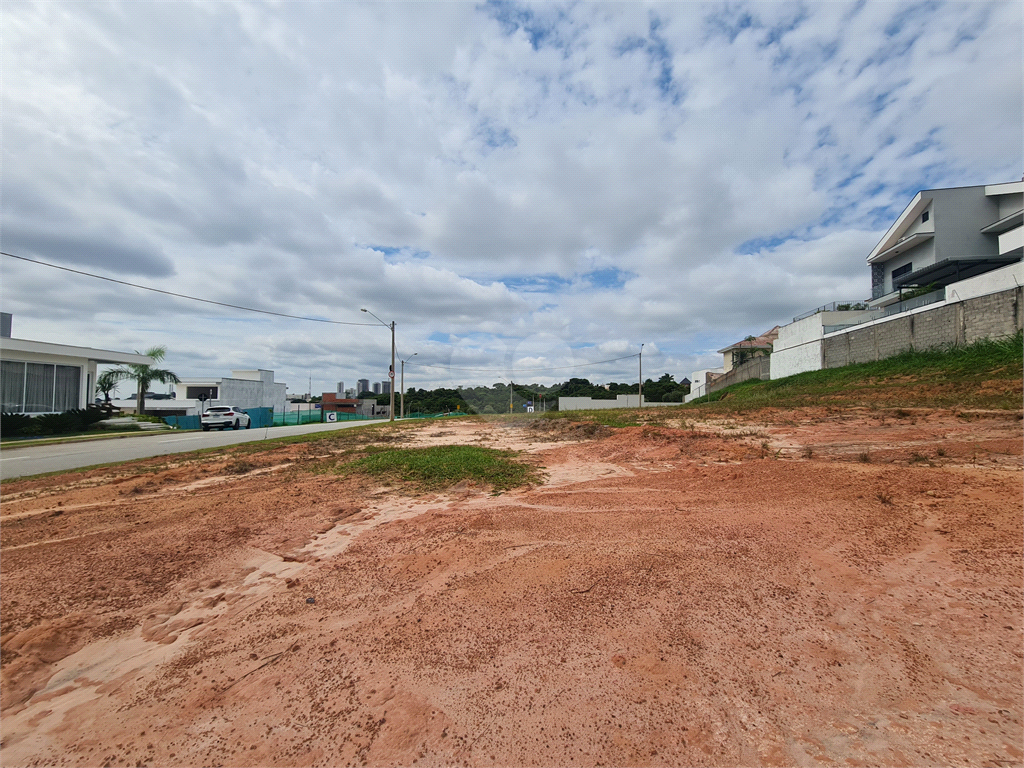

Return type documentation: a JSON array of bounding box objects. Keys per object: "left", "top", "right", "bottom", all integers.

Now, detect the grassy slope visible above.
[
  {"left": 688, "top": 333, "right": 1022, "bottom": 413},
  {"left": 538, "top": 334, "right": 1022, "bottom": 422}
]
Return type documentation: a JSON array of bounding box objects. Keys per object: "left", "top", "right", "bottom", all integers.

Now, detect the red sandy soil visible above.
[{"left": 1, "top": 408, "right": 1021, "bottom": 767}]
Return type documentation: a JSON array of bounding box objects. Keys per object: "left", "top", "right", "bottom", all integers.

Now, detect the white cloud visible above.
[{"left": 2, "top": 0, "right": 1019, "bottom": 393}]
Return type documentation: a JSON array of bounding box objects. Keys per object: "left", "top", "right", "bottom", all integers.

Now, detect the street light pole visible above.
[
  {"left": 400, "top": 353, "right": 417, "bottom": 419},
  {"left": 389, "top": 321, "right": 395, "bottom": 422},
  {"left": 638, "top": 343, "right": 644, "bottom": 407},
  {"left": 361, "top": 308, "right": 397, "bottom": 423}
]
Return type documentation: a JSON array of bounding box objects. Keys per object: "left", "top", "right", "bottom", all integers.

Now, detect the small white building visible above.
[
  {"left": 683, "top": 368, "right": 726, "bottom": 402},
  {"left": 1, "top": 313, "right": 153, "bottom": 414},
  {"left": 116, "top": 369, "right": 288, "bottom": 416}
]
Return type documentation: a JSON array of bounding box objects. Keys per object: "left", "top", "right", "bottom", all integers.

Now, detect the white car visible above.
[{"left": 201, "top": 406, "right": 251, "bottom": 431}]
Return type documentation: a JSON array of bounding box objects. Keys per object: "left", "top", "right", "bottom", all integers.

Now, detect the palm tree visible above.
[
  {"left": 114, "top": 346, "right": 180, "bottom": 416},
  {"left": 95, "top": 369, "right": 120, "bottom": 410}
]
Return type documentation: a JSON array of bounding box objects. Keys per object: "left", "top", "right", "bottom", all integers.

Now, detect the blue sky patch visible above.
[
  {"left": 366, "top": 244, "right": 431, "bottom": 262},
  {"left": 499, "top": 273, "right": 573, "bottom": 293},
  {"left": 735, "top": 232, "right": 798, "bottom": 255},
  {"left": 584, "top": 268, "right": 634, "bottom": 289}
]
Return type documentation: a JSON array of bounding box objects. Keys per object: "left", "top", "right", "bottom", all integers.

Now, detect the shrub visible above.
[{"left": 1, "top": 406, "right": 109, "bottom": 438}]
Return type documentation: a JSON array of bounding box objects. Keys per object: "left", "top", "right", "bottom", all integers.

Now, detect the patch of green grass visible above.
[
  {"left": 684, "top": 332, "right": 1023, "bottom": 412},
  {"left": 342, "top": 445, "right": 538, "bottom": 492},
  {"left": 535, "top": 410, "right": 641, "bottom": 428}
]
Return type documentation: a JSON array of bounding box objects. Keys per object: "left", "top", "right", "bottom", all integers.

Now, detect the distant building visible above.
[
  {"left": 716, "top": 327, "right": 780, "bottom": 372},
  {"left": 336, "top": 381, "right": 344, "bottom": 395},
  {"left": 372, "top": 381, "right": 381, "bottom": 394},
  {"left": 683, "top": 369, "right": 726, "bottom": 403},
  {"left": 344, "top": 387, "right": 356, "bottom": 398},
  {"left": 381, "top": 381, "right": 391, "bottom": 394},
  {"left": 117, "top": 369, "right": 287, "bottom": 417},
  {"left": 357, "top": 379, "right": 370, "bottom": 394}
]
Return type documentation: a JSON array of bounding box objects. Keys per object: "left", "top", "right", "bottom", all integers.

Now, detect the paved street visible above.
[{"left": 0, "top": 419, "right": 387, "bottom": 480}]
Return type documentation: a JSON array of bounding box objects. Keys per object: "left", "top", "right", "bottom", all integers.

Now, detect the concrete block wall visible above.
[
  {"left": 822, "top": 286, "right": 1021, "bottom": 368},
  {"left": 706, "top": 355, "right": 770, "bottom": 394},
  {"left": 962, "top": 289, "right": 1023, "bottom": 344}
]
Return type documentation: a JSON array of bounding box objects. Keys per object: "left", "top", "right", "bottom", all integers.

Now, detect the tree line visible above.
[{"left": 358, "top": 374, "right": 690, "bottom": 414}]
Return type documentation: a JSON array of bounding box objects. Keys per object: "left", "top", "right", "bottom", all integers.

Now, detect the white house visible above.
[
  {"left": 114, "top": 369, "right": 288, "bottom": 417},
  {"left": 0, "top": 313, "right": 154, "bottom": 414},
  {"left": 771, "top": 180, "right": 1023, "bottom": 380},
  {"left": 868, "top": 181, "right": 1022, "bottom": 305},
  {"left": 683, "top": 368, "right": 726, "bottom": 402}
]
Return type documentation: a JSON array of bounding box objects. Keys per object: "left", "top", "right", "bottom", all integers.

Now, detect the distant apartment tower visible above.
[
  {"left": 381, "top": 381, "right": 391, "bottom": 395},
  {"left": 357, "top": 379, "right": 370, "bottom": 394},
  {"left": 344, "top": 388, "right": 356, "bottom": 398},
  {"left": 372, "top": 382, "right": 381, "bottom": 395},
  {"left": 336, "top": 381, "right": 344, "bottom": 396}
]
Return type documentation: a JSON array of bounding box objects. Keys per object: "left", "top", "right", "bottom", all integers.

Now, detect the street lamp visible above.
[
  {"left": 400, "top": 353, "right": 417, "bottom": 419},
  {"left": 361, "top": 308, "right": 396, "bottom": 423},
  {"left": 638, "top": 343, "right": 644, "bottom": 407}
]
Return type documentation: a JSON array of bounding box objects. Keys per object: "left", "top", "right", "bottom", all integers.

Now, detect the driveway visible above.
[{"left": 0, "top": 419, "right": 387, "bottom": 480}]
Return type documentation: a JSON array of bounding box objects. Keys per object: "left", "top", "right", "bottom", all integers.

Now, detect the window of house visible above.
[
  {"left": 0, "top": 361, "right": 80, "bottom": 413},
  {"left": 891, "top": 263, "right": 913, "bottom": 282},
  {"left": 921, "top": 210, "right": 929, "bottom": 223}
]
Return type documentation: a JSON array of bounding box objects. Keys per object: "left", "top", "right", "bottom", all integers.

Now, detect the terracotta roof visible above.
[{"left": 717, "top": 326, "right": 780, "bottom": 354}]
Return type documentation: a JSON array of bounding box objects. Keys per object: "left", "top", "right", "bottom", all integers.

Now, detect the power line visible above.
[
  {"left": 1, "top": 251, "right": 379, "bottom": 326},
  {"left": 4, "top": 250, "right": 644, "bottom": 378},
  {"left": 405, "top": 352, "right": 640, "bottom": 375}
]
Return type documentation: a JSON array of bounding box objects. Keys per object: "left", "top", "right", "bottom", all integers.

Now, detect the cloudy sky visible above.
[{"left": 2, "top": 1, "right": 1021, "bottom": 396}]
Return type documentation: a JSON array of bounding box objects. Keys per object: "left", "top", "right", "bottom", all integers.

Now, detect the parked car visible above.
[{"left": 201, "top": 406, "right": 251, "bottom": 431}]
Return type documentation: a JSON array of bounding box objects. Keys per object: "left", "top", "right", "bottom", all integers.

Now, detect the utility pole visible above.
[
  {"left": 400, "top": 353, "right": 417, "bottom": 419},
  {"left": 389, "top": 321, "right": 395, "bottom": 422},
  {"left": 509, "top": 380, "right": 513, "bottom": 413},
  {"left": 360, "top": 308, "right": 396, "bottom": 423},
  {"left": 638, "top": 343, "right": 644, "bottom": 407}
]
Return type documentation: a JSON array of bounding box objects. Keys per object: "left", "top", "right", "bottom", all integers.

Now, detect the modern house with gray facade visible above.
[
  {"left": 771, "top": 180, "right": 1022, "bottom": 380},
  {"left": 868, "top": 181, "right": 1022, "bottom": 304}
]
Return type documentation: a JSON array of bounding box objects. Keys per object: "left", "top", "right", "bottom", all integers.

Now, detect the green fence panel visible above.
[
  {"left": 243, "top": 408, "right": 274, "bottom": 428},
  {"left": 163, "top": 415, "right": 201, "bottom": 430}
]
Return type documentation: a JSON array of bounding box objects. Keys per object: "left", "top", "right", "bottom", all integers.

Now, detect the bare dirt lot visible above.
[{"left": 2, "top": 408, "right": 1022, "bottom": 767}]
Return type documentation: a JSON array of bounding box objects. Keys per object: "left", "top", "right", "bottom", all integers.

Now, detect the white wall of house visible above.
[
  {"left": 771, "top": 310, "right": 881, "bottom": 380},
  {"left": 943, "top": 261, "right": 1024, "bottom": 303},
  {"left": 174, "top": 369, "right": 287, "bottom": 415},
  {"left": 559, "top": 394, "right": 640, "bottom": 410},
  {"left": 558, "top": 394, "right": 683, "bottom": 411},
  {"left": 684, "top": 368, "right": 726, "bottom": 402},
  {"left": 998, "top": 227, "right": 1023, "bottom": 257},
  {"left": 1, "top": 338, "right": 152, "bottom": 414},
  {"left": 986, "top": 181, "right": 1023, "bottom": 219}
]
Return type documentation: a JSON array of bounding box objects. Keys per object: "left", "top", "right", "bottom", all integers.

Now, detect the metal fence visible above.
[
  {"left": 793, "top": 301, "right": 870, "bottom": 322},
  {"left": 163, "top": 407, "right": 275, "bottom": 431},
  {"left": 162, "top": 407, "right": 460, "bottom": 430},
  {"left": 882, "top": 289, "right": 945, "bottom": 317}
]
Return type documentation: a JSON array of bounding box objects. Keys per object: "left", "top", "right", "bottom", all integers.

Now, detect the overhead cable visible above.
[{"left": 1, "top": 251, "right": 379, "bottom": 326}]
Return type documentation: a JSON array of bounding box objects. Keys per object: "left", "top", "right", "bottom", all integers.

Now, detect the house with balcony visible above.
[
  {"left": 868, "top": 181, "right": 1022, "bottom": 306},
  {"left": 771, "top": 180, "right": 1022, "bottom": 380}
]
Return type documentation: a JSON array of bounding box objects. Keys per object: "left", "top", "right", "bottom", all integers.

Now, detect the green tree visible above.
[
  {"left": 114, "top": 346, "right": 181, "bottom": 416},
  {"left": 95, "top": 369, "right": 120, "bottom": 405}
]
